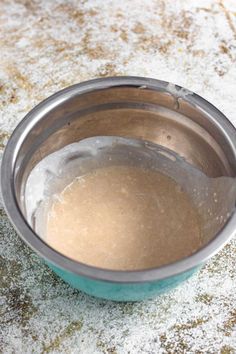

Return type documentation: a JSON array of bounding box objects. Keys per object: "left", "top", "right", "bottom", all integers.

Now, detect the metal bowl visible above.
[{"left": 2, "top": 77, "right": 236, "bottom": 301}]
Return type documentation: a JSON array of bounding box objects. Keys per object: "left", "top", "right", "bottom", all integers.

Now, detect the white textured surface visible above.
[{"left": 0, "top": 0, "right": 236, "bottom": 353}]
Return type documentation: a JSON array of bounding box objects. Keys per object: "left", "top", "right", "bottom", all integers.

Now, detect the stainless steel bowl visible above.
[{"left": 2, "top": 77, "right": 236, "bottom": 301}]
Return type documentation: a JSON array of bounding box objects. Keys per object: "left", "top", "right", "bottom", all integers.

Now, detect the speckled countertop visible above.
[{"left": 1, "top": 1, "right": 236, "bottom": 353}]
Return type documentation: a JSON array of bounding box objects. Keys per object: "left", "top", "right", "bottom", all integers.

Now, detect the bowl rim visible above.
[{"left": 1, "top": 76, "right": 236, "bottom": 283}]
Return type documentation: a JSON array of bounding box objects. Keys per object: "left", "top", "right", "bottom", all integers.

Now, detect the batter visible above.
[{"left": 46, "top": 165, "right": 202, "bottom": 270}]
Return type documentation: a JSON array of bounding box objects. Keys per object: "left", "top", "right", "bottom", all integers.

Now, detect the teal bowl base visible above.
[{"left": 46, "top": 262, "right": 201, "bottom": 301}]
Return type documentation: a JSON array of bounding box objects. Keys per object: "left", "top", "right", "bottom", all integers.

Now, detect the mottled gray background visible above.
[{"left": 0, "top": 0, "right": 236, "bottom": 353}]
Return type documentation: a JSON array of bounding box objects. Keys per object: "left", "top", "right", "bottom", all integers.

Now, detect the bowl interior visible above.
[{"left": 14, "top": 83, "right": 236, "bottom": 215}]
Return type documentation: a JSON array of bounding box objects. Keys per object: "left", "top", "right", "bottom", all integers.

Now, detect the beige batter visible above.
[{"left": 46, "top": 165, "right": 202, "bottom": 270}]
